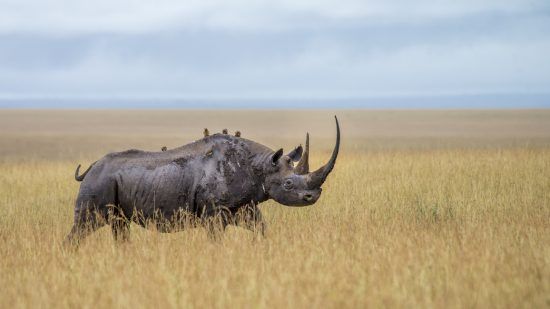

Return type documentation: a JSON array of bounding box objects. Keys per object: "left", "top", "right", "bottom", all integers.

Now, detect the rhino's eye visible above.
[{"left": 283, "top": 179, "right": 294, "bottom": 190}]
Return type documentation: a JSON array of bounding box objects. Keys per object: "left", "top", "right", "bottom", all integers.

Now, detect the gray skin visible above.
[{"left": 65, "top": 117, "right": 340, "bottom": 245}]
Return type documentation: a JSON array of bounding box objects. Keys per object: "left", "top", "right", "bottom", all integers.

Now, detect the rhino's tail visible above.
[{"left": 75, "top": 162, "right": 95, "bottom": 182}]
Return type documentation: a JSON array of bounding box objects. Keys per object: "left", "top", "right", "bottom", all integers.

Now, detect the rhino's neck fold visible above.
[{"left": 249, "top": 149, "right": 274, "bottom": 204}]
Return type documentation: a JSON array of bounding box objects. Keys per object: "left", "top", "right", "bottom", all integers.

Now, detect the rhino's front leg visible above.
[
  {"left": 204, "top": 207, "right": 231, "bottom": 241},
  {"left": 233, "top": 204, "right": 266, "bottom": 237}
]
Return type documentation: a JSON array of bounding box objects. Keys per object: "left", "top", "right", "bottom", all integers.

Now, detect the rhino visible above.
[{"left": 65, "top": 117, "right": 340, "bottom": 244}]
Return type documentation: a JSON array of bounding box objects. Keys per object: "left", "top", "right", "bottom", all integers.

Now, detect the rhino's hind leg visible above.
[
  {"left": 109, "top": 207, "right": 131, "bottom": 243},
  {"left": 64, "top": 206, "right": 106, "bottom": 247}
]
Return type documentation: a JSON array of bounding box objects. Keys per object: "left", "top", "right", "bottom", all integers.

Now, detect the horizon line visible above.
[{"left": 0, "top": 93, "right": 549, "bottom": 109}]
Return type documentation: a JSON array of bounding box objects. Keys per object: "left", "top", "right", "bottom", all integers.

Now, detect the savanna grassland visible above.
[{"left": 0, "top": 109, "right": 549, "bottom": 308}]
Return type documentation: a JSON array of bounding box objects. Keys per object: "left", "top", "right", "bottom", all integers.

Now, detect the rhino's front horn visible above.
[
  {"left": 295, "top": 133, "right": 309, "bottom": 175},
  {"left": 307, "top": 116, "right": 340, "bottom": 188}
]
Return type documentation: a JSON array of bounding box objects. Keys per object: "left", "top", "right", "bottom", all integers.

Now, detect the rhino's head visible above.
[{"left": 264, "top": 116, "right": 340, "bottom": 206}]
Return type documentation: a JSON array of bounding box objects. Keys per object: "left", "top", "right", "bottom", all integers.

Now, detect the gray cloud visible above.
[
  {"left": 0, "top": 0, "right": 549, "bottom": 101},
  {"left": 1, "top": 0, "right": 547, "bottom": 34}
]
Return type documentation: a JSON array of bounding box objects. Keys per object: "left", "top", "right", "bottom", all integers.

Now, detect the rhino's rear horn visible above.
[
  {"left": 307, "top": 116, "right": 340, "bottom": 188},
  {"left": 295, "top": 133, "right": 309, "bottom": 175}
]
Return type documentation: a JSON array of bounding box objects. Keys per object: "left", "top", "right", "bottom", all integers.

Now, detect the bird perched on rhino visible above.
[{"left": 67, "top": 117, "right": 340, "bottom": 245}]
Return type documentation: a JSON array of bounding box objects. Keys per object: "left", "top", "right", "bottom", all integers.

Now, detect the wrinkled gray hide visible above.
[{"left": 65, "top": 117, "right": 340, "bottom": 245}]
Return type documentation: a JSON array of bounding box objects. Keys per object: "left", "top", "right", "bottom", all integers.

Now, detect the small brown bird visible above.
[
  {"left": 222, "top": 129, "right": 228, "bottom": 134},
  {"left": 161, "top": 146, "right": 167, "bottom": 152},
  {"left": 204, "top": 128, "right": 209, "bottom": 137},
  {"left": 235, "top": 131, "right": 241, "bottom": 137}
]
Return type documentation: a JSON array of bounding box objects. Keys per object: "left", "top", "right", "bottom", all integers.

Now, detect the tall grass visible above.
[{"left": 1, "top": 147, "right": 548, "bottom": 308}]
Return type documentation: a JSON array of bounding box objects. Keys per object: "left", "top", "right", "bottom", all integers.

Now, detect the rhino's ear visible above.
[
  {"left": 287, "top": 145, "right": 303, "bottom": 162},
  {"left": 271, "top": 148, "right": 284, "bottom": 166}
]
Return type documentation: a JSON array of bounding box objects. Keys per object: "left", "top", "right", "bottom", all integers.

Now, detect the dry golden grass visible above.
[{"left": 0, "top": 110, "right": 549, "bottom": 308}]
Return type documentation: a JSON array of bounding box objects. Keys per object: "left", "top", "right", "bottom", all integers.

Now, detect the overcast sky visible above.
[{"left": 0, "top": 0, "right": 549, "bottom": 106}]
